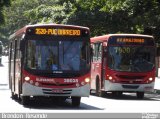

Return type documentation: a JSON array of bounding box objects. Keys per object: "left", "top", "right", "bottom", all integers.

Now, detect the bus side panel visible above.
[
  {"left": 91, "top": 62, "right": 97, "bottom": 89},
  {"left": 91, "top": 62, "right": 102, "bottom": 90},
  {"left": 15, "top": 59, "right": 21, "bottom": 95}
]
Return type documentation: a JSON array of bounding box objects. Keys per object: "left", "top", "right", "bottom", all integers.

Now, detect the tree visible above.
[
  {"left": 0, "top": 0, "right": 10, "bottom": 25},
  {"left": 0, "top": 0, "right": 68, "bottom": 46},
  {"left": 64, "top": 0, "right": 160, "bottom": 41},
  {"left": 1, "top": 0, "right": 160, "bottom": 46}
]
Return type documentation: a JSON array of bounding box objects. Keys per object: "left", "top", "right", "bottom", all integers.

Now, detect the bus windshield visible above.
[
  {"left": 108, "top": 45, "right": 155, "bottom": 72},
  {"left": 25, "top": 38, "right": 90, "bottom": 74}
]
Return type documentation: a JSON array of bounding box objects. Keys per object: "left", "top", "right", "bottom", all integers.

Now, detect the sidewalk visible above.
[
  {"left": 0, "top": 56, "right": 8, "bottom": 85},
  {"left": 154, "top": 77, "right": 160, "bottom": 94}
]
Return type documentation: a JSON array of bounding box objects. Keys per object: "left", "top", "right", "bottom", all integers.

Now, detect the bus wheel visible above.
[
  {"left": 136, "top": 92, "right": 144, "bottom": 99},
  {"left": 117, "top": 91, "right": 123, "bottom": 97},
  {"left": 112, "top": 91, "right": 123, "bottom": 97},
  {"left": 11, "top": 92, "right": 17, "bottom": 99},
  {"left": 95, "top": 78, "right": 100, "bottom": 96},
  {"left": 99, "top": 91, "right": 106, "bottom": 97},
  {"left": 71, "top": 97, "right": 81, "bottom": 107},
  {"left": 90, "top": 89, "right": 93, "bottom": 95},
  {"left": 22, "top": 96, "right": 30, "bottom": 106}
]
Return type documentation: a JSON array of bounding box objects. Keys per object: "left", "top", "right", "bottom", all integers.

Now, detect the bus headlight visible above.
[
  {"left": 109, "top": 76, "right": 113, "bottom": 80},
  {"left": 148, "top": 77, "right": 153, "bottom": 81},
  {"left": 25, "top": 76, "right": 30, "bottom": 81},
  {"left": 85, "top": 78, "right": 90, "bottom": 83}
]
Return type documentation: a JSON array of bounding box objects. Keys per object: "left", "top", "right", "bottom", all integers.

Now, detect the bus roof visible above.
[
  {"left": 90, "top": 34, "right": 154, "bottom": 43},
  {"left": 9, "top": 24, "right": 89, "bottom": 40}
]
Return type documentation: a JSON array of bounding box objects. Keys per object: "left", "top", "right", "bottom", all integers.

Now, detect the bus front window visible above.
[
  {"left": 26, "top": 39, "right": 90, "bottom": 72},
  {"left": 108, "top": 46, "right": 155, "bottom": 72},
  {"left": 26, "top": 40, "right": 58, "bottom": 70}
]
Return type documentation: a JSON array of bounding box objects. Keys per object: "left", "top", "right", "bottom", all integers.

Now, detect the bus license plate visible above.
[{"left": 52, "top": 89, "right": 63, "bottom": 93}]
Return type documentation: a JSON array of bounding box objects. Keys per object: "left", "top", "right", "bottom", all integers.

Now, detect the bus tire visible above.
[
  {"left": 22, "top": 96, "right": 30, "bottom": 106},
  {"left": 95, "top": 77, "right": 100, "bottom": 96},
  {"left": 11, "top": 92, "right": 17, "bottom": 99},
  {"left": 72, "top": 97, "right": 81, "bottom": 107},
  {"left": 136, "top": 92, "right": 144, "bottom": 99},
  {"left": 99, "top": 91, "right": 106, "bottom": 97},
  {"left": 90, "top": 89, "right": 93, "bottom": 95},
  {"left": 112, "top": 91, "right": 123, "bottom": 97}
]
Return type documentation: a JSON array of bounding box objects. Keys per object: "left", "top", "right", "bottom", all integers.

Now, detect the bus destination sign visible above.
[
  {"left": 35, "top": 28, "right": 81, "bottom": 36},
  {"left": 108, "top": 36, "right": 154, "bottom": 46},
  {"left": 117, "top": 38, "right": 144, "bottom": 43}
]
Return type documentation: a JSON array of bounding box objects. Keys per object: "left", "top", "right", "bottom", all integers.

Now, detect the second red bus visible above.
[{"left": 90, "top": 34, "right": 156, "bottom": 99}]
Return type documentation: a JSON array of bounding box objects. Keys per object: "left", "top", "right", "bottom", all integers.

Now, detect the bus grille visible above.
[
  {"left": 41, "top": 83, "right": 75, "bottom": 86},
  {"left": 122, "top": 85, "right": 139, "bottom": 89},
  {"left": 42, "top": 89, "right": 72, "bottom": 95},
  {"left": 116, "top": 75, "right": 146, "bottom": 84},
  {"left": 116, "top": 75, "right": 145, "bottom": 79}
]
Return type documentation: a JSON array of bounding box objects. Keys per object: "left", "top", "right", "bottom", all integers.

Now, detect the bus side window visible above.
[
  {"left": 11, "top": 40, "right": 15, "bottom": 61},
  {"left": 97, "top": 43, "right": 102, "bottom": 62},
  {"left": 92, "top": 43, "right": 102, "bottom": 62},
  {"left": 90, "top": 44, "right": 94, "bottom": 62},
  {"left": 92, "top": 44, "right": 97, "bottom": 62},
  {"left": 16, "top": 37, "right": 21, "bottom": 59}
]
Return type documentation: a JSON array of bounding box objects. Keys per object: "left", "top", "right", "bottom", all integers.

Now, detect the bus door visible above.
[
  {"left": 9, "top": 42, "right": 12, "bottom": 89},
  {"left": 10, "top": 40, "right": 16, "bottom": 93},
  {"left": 91, "top": 42, "right": 103, "bottom": 90},
  {"left": 15, "top": 38, "right": 21, "bottom": 95},
  {"left": 101, "top": 42, "right": 107, "bottom": 89}
]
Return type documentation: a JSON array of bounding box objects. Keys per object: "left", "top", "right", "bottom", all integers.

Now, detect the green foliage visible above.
[
  {"left": 0, "top": 0, "right": 160, "bottom": 46},
  {"left": 65, "top": 0, "right": 160, "bottom": 38},
  {"left": 0, "top": 0, "right": 10, "bottom": 25},
  {"left": 0, "top": 0, "right": 11, "bottom": 46}
]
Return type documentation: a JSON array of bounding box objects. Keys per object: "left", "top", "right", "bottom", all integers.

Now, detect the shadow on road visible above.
[
  {"left": 90, "top": 92, "right": 160, "bottom": 101},
  {"left": 12, "top": 97, "right": 102, "bottom": 110},
  {"left": 0, "top": 63, "right": 4, "bottom": 67}
]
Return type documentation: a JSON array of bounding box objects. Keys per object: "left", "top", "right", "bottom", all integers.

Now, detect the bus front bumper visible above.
[
  {"left": 22, "top": 82, "right": 90, "bottom": 97},
  {"left": 104, "top": 80, "right": 155, "bottom": 92}
]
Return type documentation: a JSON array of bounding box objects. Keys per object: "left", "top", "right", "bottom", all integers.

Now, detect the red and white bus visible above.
[
  {"left": 90, "top": 34, "right": 156, "bottom": 99},
  {"left": 9, "top": 24, "right": 91, "bottom": 106}
]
